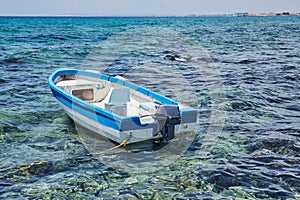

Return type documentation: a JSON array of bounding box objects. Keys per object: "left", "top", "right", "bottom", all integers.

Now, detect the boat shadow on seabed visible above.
[
  {"left": 76, "top": 122, "right": 196, "bottom": 153},
  {"left": 76, "top": 123, "right": 196, "bottom": 173}
]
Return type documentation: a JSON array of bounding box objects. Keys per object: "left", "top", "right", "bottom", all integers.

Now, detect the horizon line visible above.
[
  {"left": 0, "top": 11, "right": 299, "bottom": 18},
  {"left": 0, "top": 14, "right": 231, "bottom": 17}
]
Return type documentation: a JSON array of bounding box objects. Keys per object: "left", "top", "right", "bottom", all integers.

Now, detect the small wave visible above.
[
  {"left": 0, "top": 123, "right": 23, "bottom": 134},
  {"left": 0, "top": 57, "right": 23, "bottom": 65},
  {"left": 236, "top": 59, "right": 257, "bottom": 64},
  {"left": 31, "top": 34, "right": 68, "bottom": 41}
]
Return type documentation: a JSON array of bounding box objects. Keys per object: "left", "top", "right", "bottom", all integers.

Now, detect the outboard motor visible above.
[{"left": 154, "top": 105, "right": 181, "bottom": 141}]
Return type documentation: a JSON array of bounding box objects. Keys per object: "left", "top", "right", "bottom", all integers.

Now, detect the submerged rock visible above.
[
  {"left": 118, "top": 188, "right": 139, "bottom": 199},
  {"left": 174, "top": 192, "right": 214, "bottom": 200}
]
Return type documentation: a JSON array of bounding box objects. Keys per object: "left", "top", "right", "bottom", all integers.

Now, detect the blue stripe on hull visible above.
[
  {"left": 52, "top": 89, "right": 130, "bottom": 131},
  {"left": 51, "top": 88, "right": 157, "bottom": 132},
  {"left": 48, "top": 68, "right": 196, "bottom": 133}
]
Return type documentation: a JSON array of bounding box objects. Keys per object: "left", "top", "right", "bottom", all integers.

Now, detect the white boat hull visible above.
[
  {"left": 59, "top": 102, "right": 196, "bottom": 144},
  {"left": 49, "top": 68, "right": 198, "bottom": 144}
]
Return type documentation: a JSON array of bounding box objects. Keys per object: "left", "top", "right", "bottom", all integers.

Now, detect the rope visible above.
[
  {"left": 93, "top": 139, "right": 129, "bottom": 155},
  {"left": 0, "top": 161, "right": 47, "bottom": 180},
  {"left": 0, "top": 139, "right": 129, "bottom": 180}
]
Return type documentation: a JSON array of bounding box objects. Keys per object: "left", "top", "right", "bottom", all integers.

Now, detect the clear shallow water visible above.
[{"left": 0, "top": 16, "right": 300, "bottom": 199}]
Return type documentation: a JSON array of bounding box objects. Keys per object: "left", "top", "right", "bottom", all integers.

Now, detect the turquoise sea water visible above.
[{"left": 0, "top": 16, "right": 300, "bottom": 199}]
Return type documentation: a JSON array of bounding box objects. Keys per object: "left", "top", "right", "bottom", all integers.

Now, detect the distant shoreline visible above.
[
  {"left": 0, "top": 12, "right": 299, "bottom": 18},
  {"left": 233, "top": 12, "right": 300, "bottom": 17}
]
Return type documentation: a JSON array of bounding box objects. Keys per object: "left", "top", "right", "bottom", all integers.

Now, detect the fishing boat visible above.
[{"left": 48, "top": 68, "right": 197, "bottom": 144}]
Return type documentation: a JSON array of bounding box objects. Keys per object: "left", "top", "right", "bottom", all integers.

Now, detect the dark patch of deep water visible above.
[{"left": 0, "top": 16, "right": 300, "bottom": 199}]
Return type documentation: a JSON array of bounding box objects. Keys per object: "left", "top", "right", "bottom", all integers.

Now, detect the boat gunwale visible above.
[{"left": 48, "top": 68, "right": 179, "bottom": 125}]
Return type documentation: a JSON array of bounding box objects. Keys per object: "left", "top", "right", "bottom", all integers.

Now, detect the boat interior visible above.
[{"left": 55, "top": 74, "right": 160, "bottom": 122}]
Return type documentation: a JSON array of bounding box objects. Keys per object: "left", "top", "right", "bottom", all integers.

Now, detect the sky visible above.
[{"left": 0, "top": 0, "right": 299, "bottom": 16}]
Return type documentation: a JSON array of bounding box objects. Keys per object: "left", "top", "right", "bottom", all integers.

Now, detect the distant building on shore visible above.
[
  {"left": 234, "top": 11, "right": 300, "bottom": 17},
  {"left": 234, "top": 12, "right": 249, "bottom": 17}
]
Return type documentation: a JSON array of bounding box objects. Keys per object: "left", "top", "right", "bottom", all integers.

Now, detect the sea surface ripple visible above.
[{"left": 0, "top": 16, "right": 299, "bottom": 199}]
